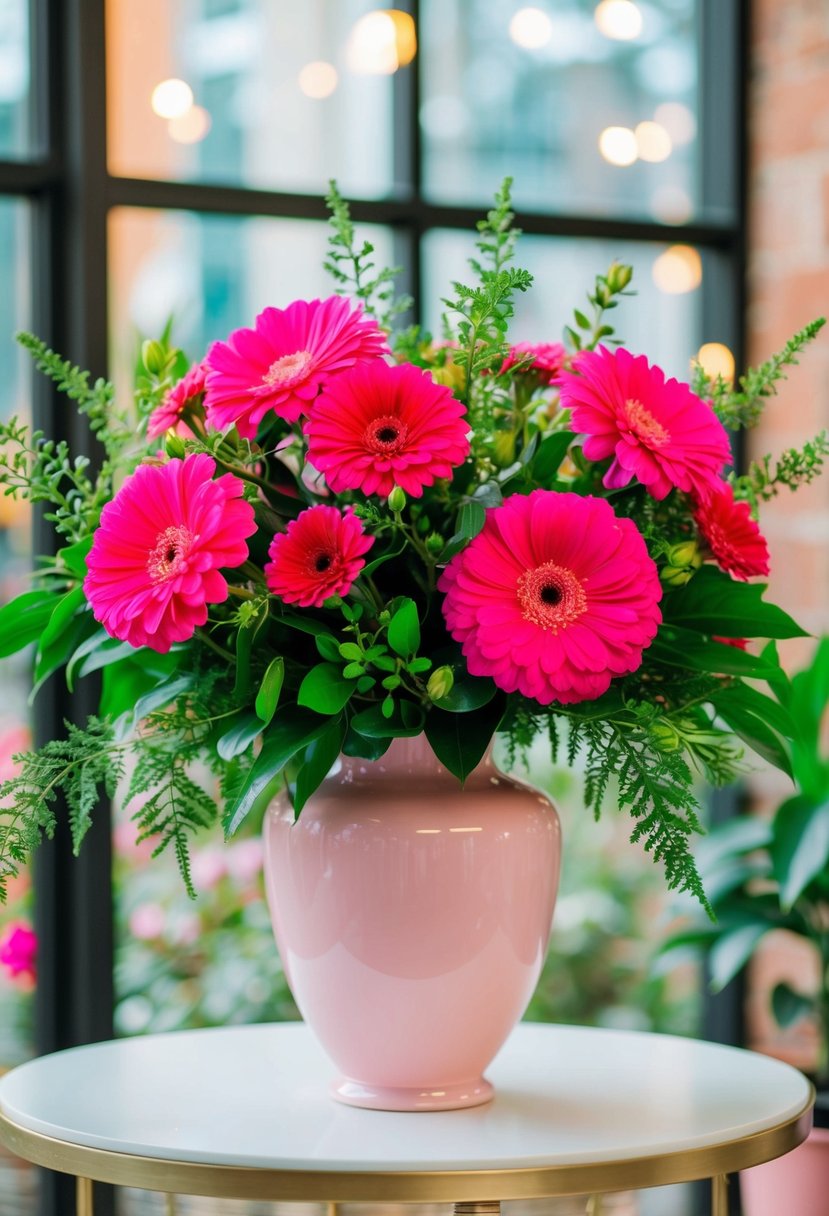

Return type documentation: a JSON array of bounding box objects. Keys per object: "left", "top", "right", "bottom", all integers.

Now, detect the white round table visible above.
[{"left": 0, "top": 1022, "right": 812, "bottom": 1216}]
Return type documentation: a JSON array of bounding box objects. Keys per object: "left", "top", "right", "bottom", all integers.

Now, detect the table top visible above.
[{"left": 0, "top": 1022, "right": 813, "bottom": 1201}]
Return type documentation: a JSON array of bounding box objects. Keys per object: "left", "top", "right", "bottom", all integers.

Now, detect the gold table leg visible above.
[
  {"left": 165, "top": 1195, "right": 178, "bottom": 1216},
  {"left": 76, "top": 1177, "right": 94, "bottom": 1216},
  {"left": 711, "top": 1173, "right": 729, "bottom": 1216},
  {"left": 454, "top": 1204, "right": 501, "bottom": 1216},
  {"left": 586, "top": 1197, "right": 603, "bottom": 1216}
]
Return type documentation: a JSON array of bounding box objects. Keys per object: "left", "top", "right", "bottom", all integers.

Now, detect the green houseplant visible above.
[{"left": 660, "top": 638, "right": 829, "bottom": 1213}]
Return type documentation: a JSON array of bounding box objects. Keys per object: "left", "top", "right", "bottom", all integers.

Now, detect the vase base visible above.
[{"left": 331, "top": 1075, "right": 495, "bottom": 1112}]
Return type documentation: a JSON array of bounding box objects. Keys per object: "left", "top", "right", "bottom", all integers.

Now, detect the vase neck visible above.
[{"left": 340, "top": 733, "right": 494, "bottom": 779}]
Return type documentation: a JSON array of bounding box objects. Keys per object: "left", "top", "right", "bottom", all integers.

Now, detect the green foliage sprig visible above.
[
  {"left": 732, "top": 429, "right": 829, "bottom": 506},
  {"left": 324, "top": 181, "right": 412, "bottom": 331}
]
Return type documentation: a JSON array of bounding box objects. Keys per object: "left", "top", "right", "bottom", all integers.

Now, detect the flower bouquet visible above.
[{"left": 0, "top": 180, "right": 826, "bottom": 915}]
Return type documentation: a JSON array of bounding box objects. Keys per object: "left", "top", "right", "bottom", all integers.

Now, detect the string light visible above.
[
  {"left": 654, "top": 101, "right": 697, "bottom": 146},
  {"left": 151, "top": 78, "right": 193, "bottom": 120},
  {"left": 652, "top": 246, "right": 702, "bottom": 294},
  {"left": 594, "top": 0, "right": 643, "bottom": 41},
  {"left": 598, "top": 126, "right": 638, "bottom": 166},
  {"left": 168, "top": 105, "right": 211, "bottom": 144},
  {"left": 298, "top": 61, "right": 339, "bottom": 99},
  {"left": 345, "top": 10, "right": 416, "bottom": 75},
  {"left": 635, "top": 120, "right": 672, "bottom": 162},
  {"left": 509, "top": 7, "right": 554, "bottom": 49},
  {"left": 696, "top": 342, "right": 735, "bottom": 384}
]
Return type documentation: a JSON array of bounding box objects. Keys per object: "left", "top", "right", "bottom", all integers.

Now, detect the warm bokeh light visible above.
[
  {"left": 696, "top": 342, "right": 735, "bottom": 384},
  {"left": 345, "top": 10, "right": 416, "bottom": 75},
  {"left": 635, "top": 120, "right": 672, "bottom": 163},
  {"left": 598, "top": 125, "right": 638, "bottom": 167},
  {"left": 150, "top": 78, "right": 194, "bottom": 121},
  {"left": 168, "top": 105, "right": 211, "bottom": 144},
  {"left": 650, "top": 185, "right": 694, "bottom": 224},
  {"left": 652, "top": 245, "right": 703, "bottom": 294},
  {"left": 298, "top": 61, "right": 339, "bottom": 99},
  {"left": 654, "top": 101, "right": 697, "bottom": 147},
  {"left": 509, "top": 7, "right": 554, "bottom": 49},
  {"left": 594, "top": 0, "right": 643, "bottom": 41}
]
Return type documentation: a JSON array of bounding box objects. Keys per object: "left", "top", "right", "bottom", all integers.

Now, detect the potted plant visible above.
[
  {"left": 0, "top": 180, "right": 826, "bottom": 1107},
  {"left": 660, "top": 638, "right": 829, "bottom": 1214}
]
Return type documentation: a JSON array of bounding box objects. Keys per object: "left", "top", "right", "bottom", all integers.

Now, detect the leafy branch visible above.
[
  {"left": 693, "top": 317, "right": 826, "bottom": 430},
  {"left": 732, "top": 429, "right": 829, "bottom": 506},
  {"left": 324, "top": 181, "right": 412, "bottom": 331},
  {"left": 565, "top": 261, "right": 634, "bottom": 352}
]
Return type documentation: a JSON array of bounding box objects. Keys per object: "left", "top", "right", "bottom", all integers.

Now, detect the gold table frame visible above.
[{"left": 0, "top": 1089, "right": 813, "bottom": 1216}]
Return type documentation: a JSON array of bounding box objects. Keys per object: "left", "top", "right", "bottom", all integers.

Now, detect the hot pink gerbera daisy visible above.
[
  {"left": 147, "top": 361, "right": 208, "bottom": 439},
  {"left": 499, "top": 341, "right": 567, "bottom": 384},
  {"left": 265, "top": 505, "right": 374, "bottom": 607},
  {"left": 559, "top": 346, "right": 731, "bottom": 501},
  {"left": 0, "top": 922, "right": 37, "bottom": 981},
  {"left": 694, "top": 481, "right": 770, "bottom": 580},
  {"left": 204, "top": 297, "right": 388, "bottom": 439},
  {"left": 305, "top": 360, "right": 470, "bottom": 498},
  {"left": 439, "top": 490, "right": 662, "bottom": 705},
  {"left": 84, "top": 453, "right": 256, "bottom": 653}
]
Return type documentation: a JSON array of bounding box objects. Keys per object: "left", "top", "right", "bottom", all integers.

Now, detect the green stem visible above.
[{"left": 195, "top": 628, "right": 234, "bottom": 663}]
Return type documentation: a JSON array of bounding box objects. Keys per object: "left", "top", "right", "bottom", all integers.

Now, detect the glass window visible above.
[
  {"left": 423, "top": 229, "right": 705, "bottom": 378},
  {"left": 0, "top": 0, "right": 33, "bottom": 159},
  {"left": 106, "top": 0, "right": 407, "bottom": 199},
  {"left": 420, "top": 0, "right": 717, "bottom": 225}
]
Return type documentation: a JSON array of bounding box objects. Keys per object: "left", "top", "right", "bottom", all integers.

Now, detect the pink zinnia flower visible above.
[
  {"left": 147, "top": 361, "right": 208, "bottom": 440},
  {"left": 204, "top": 297, "right": 389, "bottom": 439},
  {"left": 499, "top": 341, "right": 567, "bottom": 384},
  {"left": 559, "top": 346, "right": 731, "bottom": 501},
  {"left": 694, "top": 481, "right": 770, "bottom": 580},
  {"left": 439, "top": 490, "right": 662, "bottom": 705},
  {"left": 266, "top": 505, "right": 374, "bottom": 608},
  {"left": 0, "top": 922, "right": 37, "bottom": 982},
  {"left": 84, "top": 453, "right": 256, "bottom": 653},
  {"left": 305, "top": 360, "right": 470, "bottom": 498}
]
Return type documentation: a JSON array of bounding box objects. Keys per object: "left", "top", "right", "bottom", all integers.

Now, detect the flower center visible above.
[
  {"left": 517, "top": 561, "right": 587, "bottom": 632},
  {"left": 623, "top": 398, "right": 669, "bottom": 448},
  {"left": 364, "top": 414, "right": 408, "bottom": 455},
  {"left": 314, "top": 553, "right": 333, "bottom": 573},
  {"left": 147, "top": 525, "right": 195, "bottom": 583},
  {"left": 262, "top": 349, "right": 314, "bottom": 389}
]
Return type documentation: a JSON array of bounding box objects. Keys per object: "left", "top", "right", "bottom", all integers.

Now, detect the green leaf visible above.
[
  {"left": 32, "top": 602, "right": 95, "bottom": 694},
  {"left": 709, "top": 686, "right": 794, "bottom": 778},
  {"left": 387, "top": 597, "right": 420, "bottom": 658},
  {"left": 279, "top": 612, "right": 337, "bottom": 637},
  {"left": 771, "top": 793, "right": 829, "bottom": 909},
  {"left": 532, "top": 431, "right": 573, "bottom": 485},
  {"left": 424, "top": 695, "right": 506, "bottom": 782},
  {"left": 314, "top": 634, "right": 341, "bottom": 662},
  {"left": 130, "top": 672, "right": 196, "bottom": 725},
  {"left": 789, "top": 638, "right": 829, "bottom": 798},
  {"left": 68, "top": 634, "right": 136, "bottom": 686},
  {"left": 433, "top": 672, "right": 497, "bottom": 713},
  {"left": 350, "top": 699, "right": 425, "bottom": 738},
  {"left": 56, "top": 535, "right": 93, "bottom": 579},
  {"left": 360, "top": 540, "right": 406, "bottom": 579},
  {"left": 439, "top": 501, "right": 488, "bottom": 560},
  {"left": 255, "top": 657, "right": 285, "bottom": 726},
  {"left": 102, "top": 658, "right": 161, "bottom": 726},
  {"left": 771, "top": 982, "right": 815, "bottom": 1029},
  {"left": 664, "top": 566, "right": 808, "bottom": 639},
  {"left": 217, "top": 711, "right": 262, "bottom": 761},
  {"left": 293, "top": 716, "right": 346, "bottom": 815},
  {"left": 338, "top": 642, "right": 363, "bottom": 661},
  {"left": 342, "top": 727, "right": 390, "bottom": 760},
  {"left": 233, "top": 601, "right": 268, "bottom": 704},
  {"left": 650, "top": 625, "right": 777, "bottom": 678},
  {"left": 222, "top": 708, "right": 327, "bottom": 836},
  {"left": 37, "top": 585, "right": 87, "bottom": 659},
  {"left": 709, "top": 921, "right": 769, "bottom": 991},
  {"left": 297, "top": 662, "right": 355, "bottom": 715},
  {"left": 0, "top": 589, "right": 60, "bottom": 658}
]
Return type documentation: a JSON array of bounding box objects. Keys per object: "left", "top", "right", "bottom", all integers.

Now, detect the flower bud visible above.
[
  {"left": 492, "top": 429, "right": 517, "bottom": 468},
  {"left": 388, "top": 486, "right": 407, "bottom": 513},
  {"left": 666, "top": 540, "right": 702, "bottom": 569},
  {"left": 425, "top": 531, "right": 445, "bottom": 555},
  {"left": 660, "top": 564, "right": 694, "bottom": 588},
  {"left": 164, "top": 430, "right": 186, "bottom": 459},
  {"left": 427, "top": 665, "right": 454, "bottom": 701},
  {"left": 651, "top": 721, "right": 681, "bottom": 752},
  {"left": 430, "top": 362, "right": 467, "bottom": 394},
  {"left": 142, "top": 339, "right": 166, "bottom": 376},
  {"left": 607, "top": 261, "right": 633, "bottom": 293}
]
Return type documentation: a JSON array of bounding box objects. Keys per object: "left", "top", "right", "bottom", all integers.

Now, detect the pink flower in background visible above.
[
  {"left": 0, "top": 726, "right": 29, "bottom": 781},
  {"left": 191, "top": 848, "right": 228, "bottom": 891},
  {"left": 306, "top": 360, "right": 470, "bottom": 497},
  {"left": 439, "top": 491, "right": 662, "bottom": 705},
  {"left": 226, "top": 838, "right": 264, "bottom": 885},
  {"left": 129, "top": 903, "right": 166, "bottom": 941},
  {"left": 147, "top": 361, "right": 208, "bottom": 439},
  {"left": 694, "top": 481, "right": 770, "bottom": 580},
  {"left": 84, "top": 453, "right": 256, "bottom": 653},
  {"left": 499, "top": 341, "right": 567, "bottom": 384},
  {"left": 266, "top": 505, "right": 374, "bottom": 608},
  {"left": 0, "top": 922, "right": 37, "bottom": 982},
  {"left": 559, "top": 346, "right": 731, "bottom": 501},
  {"left": 204, "top": 297, "right": 388, "bottom": 439}
]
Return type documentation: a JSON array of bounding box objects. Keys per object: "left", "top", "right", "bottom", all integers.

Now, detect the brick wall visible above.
[{"left": 745, "top": 0, "right": 829, "bottom": 1062}]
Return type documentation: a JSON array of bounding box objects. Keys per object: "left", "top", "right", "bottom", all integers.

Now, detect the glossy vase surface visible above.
[
  {"left": 263, "top": 734, "right": 561, "bottom": 1111},
  {"left": 741, "top": 1127, "right": 829, "bottom": 1216}
]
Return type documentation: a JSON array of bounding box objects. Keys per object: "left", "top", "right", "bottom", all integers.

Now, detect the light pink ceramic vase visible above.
[
  {"left": 263, "top": 734, "right": 561, "bottom": 1111},
  {"left": 741, "top": 1127, "right": 829, "bottom": 1216}
]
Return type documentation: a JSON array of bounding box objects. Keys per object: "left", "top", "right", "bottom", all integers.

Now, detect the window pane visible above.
[
  {"left": 0, "top": 197, "right": 38, "bottom": 1216},
  {"left": 421, "top": 0, "right": 719, "bottom": 224},
  {"left": 107, "top": 0, "right": 402, "bottom": 198},
  {"left": 423, "top": 229, "right": 707, "bottom": 379},
  {"left": 108, "top": 207, "right": 394, "bottom": 1036},
  {"left": 0, "top": 0, "right": 33, "bottom": 158}
]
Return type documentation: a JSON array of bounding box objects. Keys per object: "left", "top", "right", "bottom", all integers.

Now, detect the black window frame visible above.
[{"left": 0, "top": 2, "right": 749, "bottom": 1213}]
